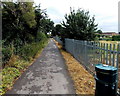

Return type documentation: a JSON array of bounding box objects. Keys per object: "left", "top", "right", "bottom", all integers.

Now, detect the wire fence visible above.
[
  {"left": 54, "top": 36, "right": 120, "bottom": 93},
  {"left": 65, "top": 38, "right": 120, "bottom": 73}
]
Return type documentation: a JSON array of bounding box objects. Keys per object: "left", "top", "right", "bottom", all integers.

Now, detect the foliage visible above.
[
  {"left": 40, "top": 19, "right": 54, "bottom": 35},
  {"left": 52, "top": 24, "right": 63, "bottom": 36},
  {"left": 1, "top": 1, "right": 51, "bottom": 95},
  {"left": 33, "top": 5, "right": 54, "bottom": 39},
  {"left": 0, "top": 67, "right": 20, "bottom": 95},
  {"left": 2, "top": 2, "right": 53, "bottom": 45},
  {"left": 2, "top": 45, "right": 13, "bottom": 67},
  {"left": 36, "top": 32, "right": 47, "bottom": 41},
  {"left": 0, "top": 38, "right": 48, "bottom": 95},
  {"left": 2, "top": 2, "right": 36, "bottom": 45},
  {"left": 96, "top": 29, "right": 102, "bottom": 34},
  {"left": 11, "top": 59, "right": 29, "bottom": 71},
  {"left": 2, "top": 2, "right": 53, "bottom": 67},
  {"left": 112, "top": 35, "right": 120, "bottom": 41},
  {"left": 61, "top": 8, "right": 98, "bottom": 40},
  {"left": 19, "top": 37, "right": 47, "bottom": 60}
]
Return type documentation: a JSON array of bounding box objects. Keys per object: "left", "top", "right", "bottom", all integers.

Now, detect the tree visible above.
[
  {"left": 51, "top": 24, "right": 63, "bottom": 36},
  {"left": 33, "top": 4, "right": 47, "bottom": 39},
  {"left": 40, "top": 18, "right": 54, "bottom": 35},
  {"left": 112, "top": 35, "right": 120, "bottom": 41},
  {"left": 96, "top": 29, "right": 102, "bottom": 34},
  {"left": 2, "top": 2, "right": 36, "bottom": 45},
  {"left": 61, "top": 8, "right": 98, "bottom": 40},
  {"left": 33, "top": 5, "right": 54, "bottom": 39}
]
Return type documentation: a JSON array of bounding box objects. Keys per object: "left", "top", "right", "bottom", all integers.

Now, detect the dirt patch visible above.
[{"left": 54, "top": 40, "right": 95, "bottom": 94}]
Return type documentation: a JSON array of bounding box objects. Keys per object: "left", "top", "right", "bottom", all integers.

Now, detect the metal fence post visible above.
[
  {"left": 72, "top": 39, "right": 75, "bottom": 56},
  {"left": 116, "top": 43, "right": 120, "bottom": 94},
  {"left": 84, "top": 41, "right": 87, "bottom": 67}
]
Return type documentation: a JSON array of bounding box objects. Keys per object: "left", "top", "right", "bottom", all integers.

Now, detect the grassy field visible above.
[{"left": 99, "top": 40, "right": 120, "bottom": 44}]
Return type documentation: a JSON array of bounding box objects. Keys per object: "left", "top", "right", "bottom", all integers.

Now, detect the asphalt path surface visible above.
[{"left": 6, "top": 39, "right": 75, "bottom": 94}]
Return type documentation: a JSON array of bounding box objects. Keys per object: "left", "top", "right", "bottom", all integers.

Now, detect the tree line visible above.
[
  {"left": 52, "top": 8, "right": 99, "bottom": 41},
  {"left": 52, "top": 8, "right": 120, "bottom": 41},
  {"left": 2, "top": 2, "right": 54, "bottom": 67},
  {"left": 2, "top": 2, "right": 54, "bottom": 46}
]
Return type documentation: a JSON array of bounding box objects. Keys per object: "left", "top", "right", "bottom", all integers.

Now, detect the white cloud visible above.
[
  {"left": 118, "top": 1, "right": 120, "bottom": 32},
  {"left": 34, "top": 0, "right": 119, "bottom": 32}
]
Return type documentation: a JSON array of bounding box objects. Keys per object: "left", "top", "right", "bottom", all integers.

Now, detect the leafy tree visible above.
[
  {"left": 40, "top": 18, "right": 54, "bottom": 35},
  {"left": 33, "top": 5, "right": 54, "bottom": 39},
  {"left": 2, "top": 2, "right": 54, "bottom": 44},
  {"left": 33, "top": 4, "right": 47, "bottom": 39},
  {"left": 2, "top": 2, "right": 36, "bottom": 45},
  {"left": 96, "top": 29, "right": 102, "bottom": 34},
  {"left": 51, "top": 24, "right": 63, "bottom": 36},
  {"left": 61, "top": 8, "right": 98, "bottom": 40}
]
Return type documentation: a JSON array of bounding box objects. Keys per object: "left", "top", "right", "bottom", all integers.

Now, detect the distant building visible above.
[{"left": 101, "top": 32, "right": 119, "bottom": 36}]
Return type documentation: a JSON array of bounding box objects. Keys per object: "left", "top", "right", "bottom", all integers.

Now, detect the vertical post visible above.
[
  {"left": 103, "top": 43, "right": 106, "bottom": 64},
  {"left": 109, "top": 44, "right": 112, "bottom": 66},
  {"left": 116, "top": 43, "right": 120, "bottom": 93},
  {"left": 98, "top": 42, "right": 100, "bottom": 63},
  {"left": 84, "top": 41, "right": 87, "bottom": 66},
  {"left": 64, "top": 38, "right": 66, "bottom": 50},
  {"left": 113, "top": 44, "right": 115, "bottom": 66},
  {"left": 106, "top": 43, "right": 108, "bottom": 65},
  {"left": 116, "top": 43, "right": 120, "bottom": 68},
  {"left": 72, "top": 39, "right": 74, "bottom": 56},
  {"left": 100, "top": 43, "right": 103, "bottom": 63},
  {"left": 93, "top": 41, "right": 96, "bottom": 64}
]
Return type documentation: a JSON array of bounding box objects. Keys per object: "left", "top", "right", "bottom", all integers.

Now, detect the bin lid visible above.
[{"left": 95, "top": 64, "right": 117, "bottom": 71}]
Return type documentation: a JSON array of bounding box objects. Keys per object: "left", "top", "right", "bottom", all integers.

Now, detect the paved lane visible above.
[{"left": 6, "top": 39, "right": 75, "bottom": 94}]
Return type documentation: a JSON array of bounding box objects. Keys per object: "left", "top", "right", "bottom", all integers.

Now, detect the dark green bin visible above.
[{"left": 95, "top": 64, "right": 117, "bottom": 96}]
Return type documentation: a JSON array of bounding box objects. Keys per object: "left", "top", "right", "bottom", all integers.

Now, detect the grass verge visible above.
[{"left": 54, "top": 39, "right": 95, "bottom": 94}]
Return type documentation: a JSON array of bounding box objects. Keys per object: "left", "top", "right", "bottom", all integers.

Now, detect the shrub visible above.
[
  {"left": 36, "top": 32, "right": 47, "bottom": 42},
  {"left": 19, "top": 38, "right": 48, "bottom": 60},
  {"left": 2, "top": 46, "right": 13, "bottom": 67},
  {"left": 112, "top": 35, "right": 120, "bottom": 41}
]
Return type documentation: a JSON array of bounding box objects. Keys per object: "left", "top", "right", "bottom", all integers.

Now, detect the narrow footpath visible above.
[{"left": 6, "top": 39, "right": 75, "bottom": 94}]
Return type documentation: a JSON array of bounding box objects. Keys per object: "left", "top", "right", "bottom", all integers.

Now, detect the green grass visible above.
[{"left": 0, "top": 67, "right": 20, "bottom": 94}]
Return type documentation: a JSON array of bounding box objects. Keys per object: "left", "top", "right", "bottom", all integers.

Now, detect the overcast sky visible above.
[{"left": 34, "top": 0, "right": 119, "bottom": 33}]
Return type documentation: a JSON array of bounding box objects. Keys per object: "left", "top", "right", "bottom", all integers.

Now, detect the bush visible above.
[
  {"left": 112, "top": 35, "right": 120, "bottom": 41},
  {"left": 19, "top": 39, "right": 48, "bottom": 60},
  {"left": 2, "top": 46, "right": 13, "bottom": 67},
  {"left": 2, "top": 33, "right": 48, "bottom": 66},
  {"left": 36, "top": 32, "right": 47, "bottom": 42}
]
